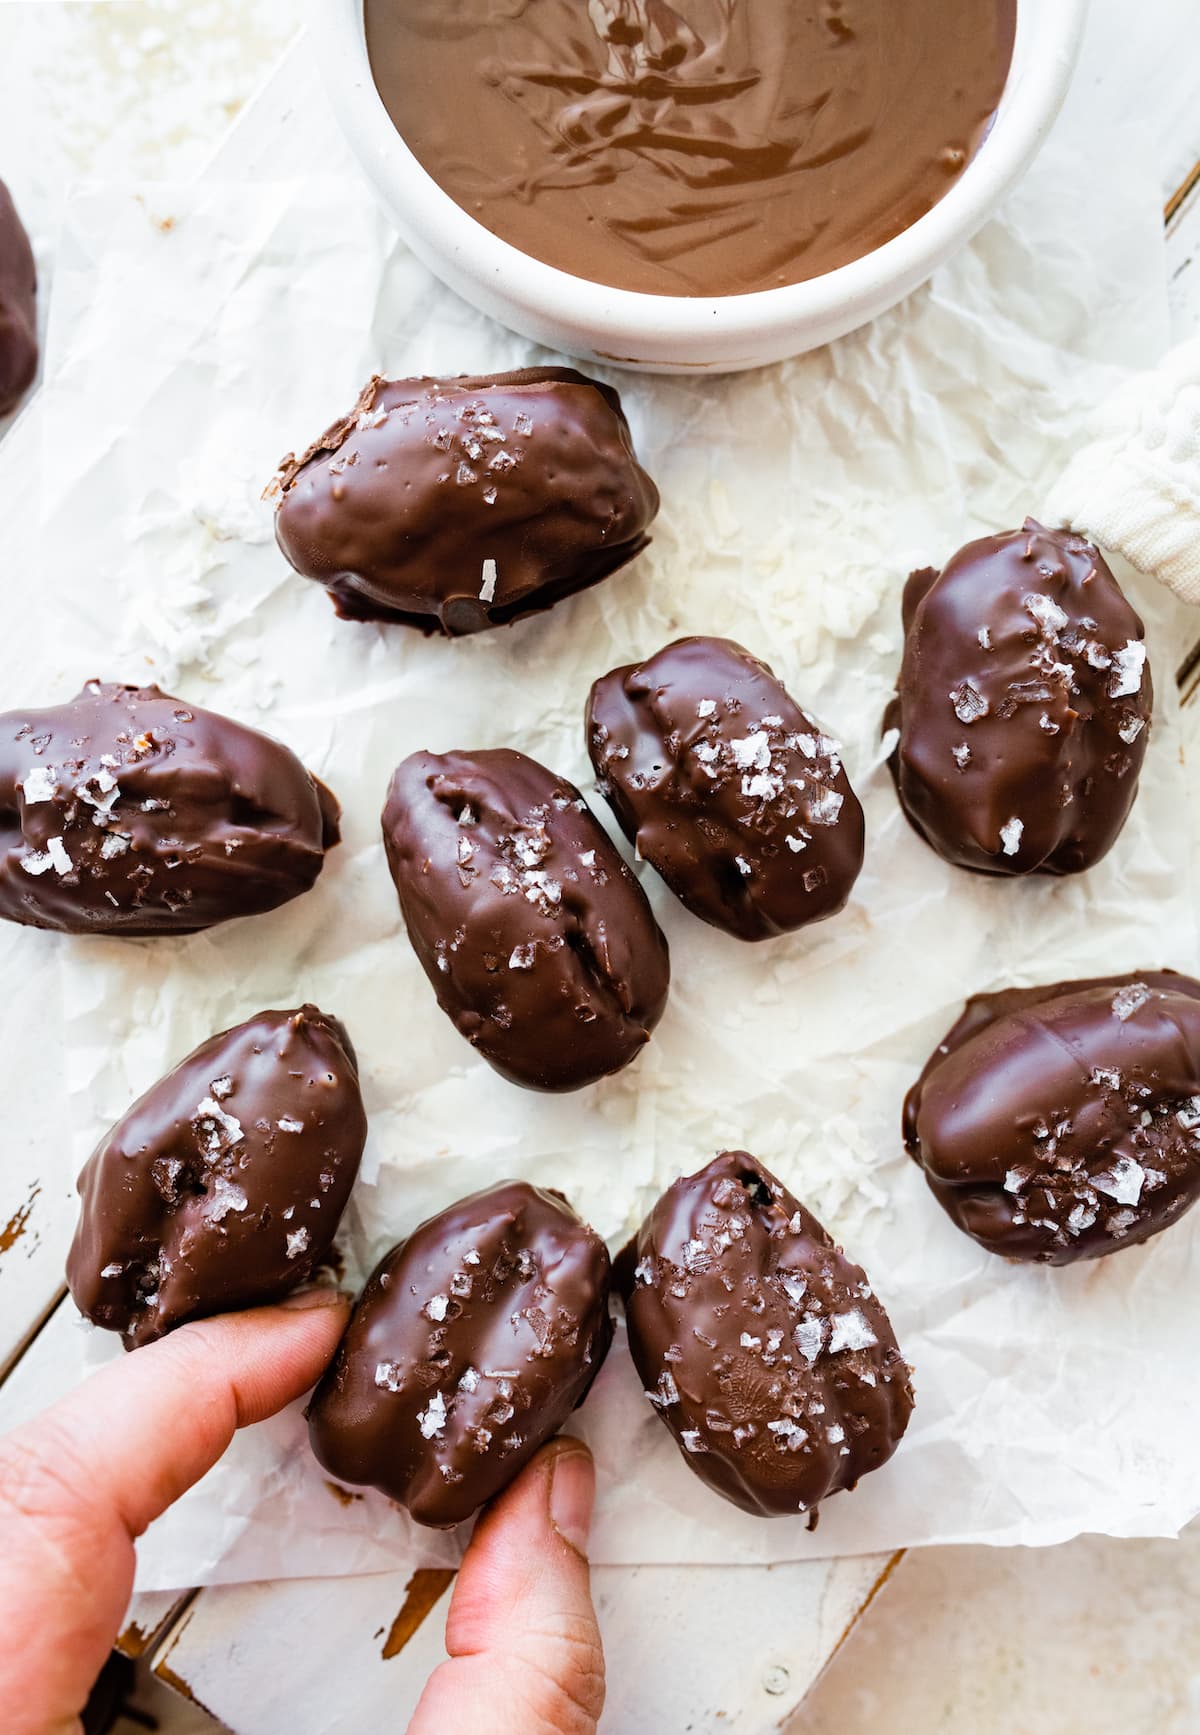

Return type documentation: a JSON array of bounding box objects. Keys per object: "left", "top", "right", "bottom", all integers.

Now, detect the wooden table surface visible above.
[{"left": 0, "top": 7, "right": 1197, "bottom": 1732}]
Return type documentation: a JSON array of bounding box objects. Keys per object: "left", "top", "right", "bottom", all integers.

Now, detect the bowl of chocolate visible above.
[{"left": 315, "top": 0, "right": 1085, "bottom": 373}]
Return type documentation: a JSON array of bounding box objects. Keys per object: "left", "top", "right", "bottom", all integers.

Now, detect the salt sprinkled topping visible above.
[
  {"left": 463, "top": 1249, "right": 481, "bottom": 1265},
  {"left": 1003, "top": 1169, "right": 1027, "bottom": 1194},
  {"left": 19, "top": 849, "right": 55, "bottom": 877},
  {"left": 202, "top": 1176, "right": 248, "bottom": 1223},
  {"left": 730, "top": 734, "right": 771, "bottom": 772},
  {"left": 1108, "top": 641, "right": 1146, "bottom": 698},
  {"left": 794, "top": 1317, "right": 825, "bottom": 1364},
  {"left": 1112, "top": 983, "right": 1151, "bottom": 1022},
  {"left": 767, "top": 1418, "right": 808, "bottom": 1450},
  {"left": 1023, "top": 593, "right": 1069, "bottom": 634},
  {"left": 285, "top": 1228, "right": 310, "bottom": 1260},
  {"left": 100, "top": 1262, "right": 124, "bottom": 1279},
  {"left": 210, "top": 1076, "right": 233, "bottom": 1100},
  {"left": 735, "top": 856, "right": 752, "bottom": 877},
  {"left": 739, "top": 1332, "right": 761, "bottom": 1350},
  {"left": 458, "top": 1366, "right": 480, "bottom": 1394},
  {"left": 425, "top": 1294, "right": 450, "bottom": 1323},
  {"left": 509, "top": 944, "right": 537, "bottom": 971},
  {"left": 21, "top": 767, "right": 57, "bottom": 804},
  {"left": 828, "top": 1309, "right": 878, "bottom": 1354},
  {"left": 977, "top": 626, "right": 993, "bottom": 650},
  {"left": 1118, "top": 716, "right": 1146, "bottom": 744},
  {"left": 374, "top": 1362, "right": 404, "bottom": 1393},
  {"left": 785, "top": 834, "right": 806, "bottom": 853},
  {"left": 1090, "top": 1067, "right": 1121, "bottom": 1090},
  {"left": 827, "top": 1424, "right": 846, "bottom": 1444},
  {"left": 418, "top": 1392, "right": 448, "bottom": 1439},
  {"left": 950, "top": 680, "right": 989, "bottom": 725},
  {"left": 779, "top": 1273, "right": 807, "bottom": 1305},
  {"left": 999, "top": 817, "right": 1024, "bottom": 856},
  {"left": 479, "top": 558, "right": 499, "bottom": 604},
  {"left": 696, "top": 700, "right": 716, "bottom": 718},
  {"left": 192, "top": 1096, "right": 244, "bottom": 1152},
  {"left": 277, "top": 1116, "right": 304, "bottom": 1135},
  {"left": 952, "top": 742, "right": 971, "bottom": 768},
  {"left": 45, "top": 836, "right": 72, "bottom": 875},
  {"left": 100, "top": 833, "right": 130, "bottom": 860},
  {"left": 646, "top": 1370, "right": 679, "bottom": 1408},
  {"left": 1092, "top": 1156, "right": 1146, "bottom": 1207},
  {"left": 680, "top": 1429, "right": 708, "bottom": 1453}
]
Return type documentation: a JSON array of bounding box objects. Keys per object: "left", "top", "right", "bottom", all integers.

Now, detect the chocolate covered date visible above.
[
  {"left": 905, "top": 971, "right": 1200, "bottom": 1264},
  {"left": 588, "top": 636, "right": 865, "bottom": 940},
  {"left": 67, "top": 1007, "right": 367, "bottom": 1348},
  {"left": 307, "top": 1180, "right": 612, "bottom": 1526},
  {"left": 382, "top": 747, "right": 670, "bottom": 1091},
  {"left": 885, "top": 521, "right": 1152, "bottom": 875},
  {"left": 621, "top": 1152, "right": 913, "bottom": 1518},
  {"left": 272, "top": 368, "right": 659, "bottom": 635},
  {"left": 0, "top": 682, "right": 340, "bottom": 934},
  {"left": 0, "top": 179, "right": 37, "bottom": 418}
]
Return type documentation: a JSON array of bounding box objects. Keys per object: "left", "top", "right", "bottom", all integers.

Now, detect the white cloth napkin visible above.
[{"left": 1048, "top": 336, "right": 1200, "bottom": 606}]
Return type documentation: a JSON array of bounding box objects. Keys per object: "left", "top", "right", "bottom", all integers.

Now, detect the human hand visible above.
[
  {"left": 0, "top": 1287, "right": 605, "bottom": 1735},
  {"left": 0, "top": 1288, "right": 349, "bottom": 1735},
  {"left": 408, "top": 1437, "right": 605, "bottom": 1735}
]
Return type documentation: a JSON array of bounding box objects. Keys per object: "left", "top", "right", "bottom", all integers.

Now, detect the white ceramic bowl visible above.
[{"left": 314, "top": 0, "right": 1089, "bottom": 375}]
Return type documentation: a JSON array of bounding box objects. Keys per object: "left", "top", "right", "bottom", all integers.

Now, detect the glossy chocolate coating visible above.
[
  {"left": 308, "top": 1180, "right": 613, "bottom": 1527},
  {"left": 885, "top": 521, "right": 1152, "bottom": 876},
  {"left": 0, "top": 180, "right": 36, "bottom": 417},
  {"left": 905, "top": 972, "right": 1200, "bottom": 1264},
  {"left": 0, "top": 682, "right": 340, "bottom": 934},
  {"left": 273, "top": 369, "right": 659, "bottom": 635},
  {"left": 67, "top": 1008, "right": 367, "bottom": 1348},
  {"left": 382, "top": 747, "right": 670, "bottom": 1091},
  {"left": 621, "top": 1152, "right": 913, "bottom": 1517},
  {"left": 588, "top": 636, "right": 864, "bottom": 941},
  {"left": 366, "top": 0, "right": 1015, "bottom": 298}
]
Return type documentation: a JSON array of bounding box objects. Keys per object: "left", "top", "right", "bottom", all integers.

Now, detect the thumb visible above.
[{"left": 409, "top": 1439, "right": 605, "bottom": 1735}]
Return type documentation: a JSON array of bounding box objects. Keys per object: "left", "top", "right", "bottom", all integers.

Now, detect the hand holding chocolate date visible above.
[
  {"left": 588, "top": 636, "right": 865, "bottom": 940},
  {"left": 272, "top": 368, "right": 659, "bottom": 635},
  {"left": 382, "top": 747, "right": 670, "bottom": 1091},
  {"left": 0, "top": 682, "right": 340, "bottom": 934},
  {"left": 67, "top": 1007, "right": 367, "bottom": 1348},
  {"left": 906, "top": 971, "right": 1200, "bottom": 1264},
  {"left": 885, "top": 521, "right": 1152, "bottom": 875},
  {"left": 307, "top": 1181, "right": 612, "bottom": 1527},
  {"left": 620, "top": 1152, "right": 913, "bottom": 1518}
]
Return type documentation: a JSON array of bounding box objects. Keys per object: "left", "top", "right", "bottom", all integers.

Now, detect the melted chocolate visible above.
[
  {"left": 0, "top": 180, "right": 36, "bottom": 417},
  {"left": 885, "top": 522, "right": 1153, "bottom": 876},
  {"left": 382, "top": 748, "right": 670, "bottom": 1091},
  {"left": 366, "top": 0, "right": 1016, "bottom": 298},
  {"left": 0, "top": 682, "right": 340, "bottom": 934},
  {"left": 308, "top": 1180, "right": 613, "bottom": 1527},
  {"left": 588, "top": 636, "right": 864, "bottom": 940},
  {"left": 620, "top": 1152, "right": 913, "bottom": 1517},
  {"left": 67, "top": 1008, "right": 367, "bottom": 1348},
  {"left": 905, "top": 972, "right": 1200, "bottom": 1264},
  {"left": 273, "top": 369, "right": 658, "bottom": 635}
]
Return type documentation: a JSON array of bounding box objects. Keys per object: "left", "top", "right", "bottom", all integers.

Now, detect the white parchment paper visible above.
[{"left": 4, "top": 57, "right": 1199, "bottom": 1591}]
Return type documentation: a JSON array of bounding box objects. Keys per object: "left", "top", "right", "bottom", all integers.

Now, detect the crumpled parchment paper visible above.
[{"left": 3, "top": 62, "right": 1198, "bottom": 1591}]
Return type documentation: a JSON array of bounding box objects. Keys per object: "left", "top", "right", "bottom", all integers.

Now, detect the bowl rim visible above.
[{"left": 313, "top": 0, "right": 1090, "bottom": 348}]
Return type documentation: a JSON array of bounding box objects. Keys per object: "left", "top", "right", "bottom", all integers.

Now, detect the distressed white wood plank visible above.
[{"left": 154, "top": 1552, "right": 896, "bottom": 1735}]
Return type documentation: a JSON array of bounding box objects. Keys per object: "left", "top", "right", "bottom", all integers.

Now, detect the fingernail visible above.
[
  {"left": 549, "top": 1443, "right": 595, "bottom": 1559},
  {"left": 280, "top": 1284, "right": 353, "bottom": 1311}
]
